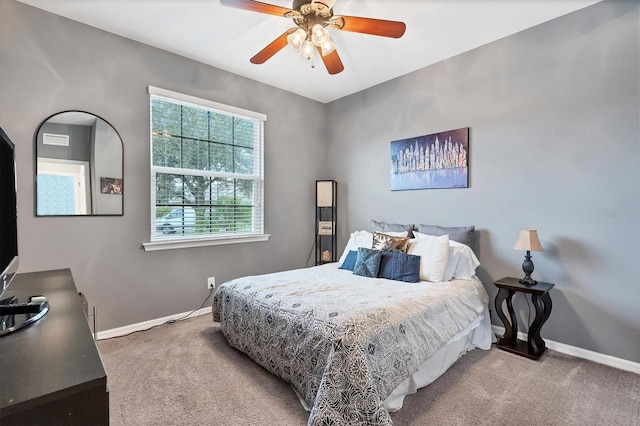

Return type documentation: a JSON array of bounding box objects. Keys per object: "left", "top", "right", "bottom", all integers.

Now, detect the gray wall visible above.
[
  {"left": 1, "top": 0, "right": 638, "bottom": 364},
  {"left": 326, "top": 2, "right": 639, "bottom": 363},
  {"left": 0, "top": 0, "right": 327, "bottom": 331}
]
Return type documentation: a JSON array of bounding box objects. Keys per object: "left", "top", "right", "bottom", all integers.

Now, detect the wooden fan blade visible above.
[
  {"left": 220, "top": 0, "right": 292, "bottom": 17},
  {"left": 317, "top": 47, "right": 344, "bottom": 75},
  {"left": 250, "top": 29, "right": 296, "bottom": 64},
  {"left": 332, "top": 15, "right": 406, "bottom": 38}
]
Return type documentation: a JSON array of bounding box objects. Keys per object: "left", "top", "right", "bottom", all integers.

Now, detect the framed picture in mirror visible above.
[{"left": 100, "top": 177, "right": 123, "bottom": 194}]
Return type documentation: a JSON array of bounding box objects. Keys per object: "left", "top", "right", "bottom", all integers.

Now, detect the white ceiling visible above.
[{"left": 18, "top": 0, "right": 600, "bottom": 103}]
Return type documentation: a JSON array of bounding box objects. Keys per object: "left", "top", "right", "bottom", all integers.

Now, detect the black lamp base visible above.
[
  {"left": 519, "top": 276, "right": 538, "bottom": 286},
  {"left": 520, "top": 250, "right": 537, "bottom": 286}
]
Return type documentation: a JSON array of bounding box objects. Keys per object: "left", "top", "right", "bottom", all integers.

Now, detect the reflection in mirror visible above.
[{"left": 35, "top": 111, "right": 123, "bottom": 216}]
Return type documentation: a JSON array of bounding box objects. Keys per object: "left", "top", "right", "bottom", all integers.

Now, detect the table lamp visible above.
[{"left": 513, "top": 229, "right": 543, "bottom": 285}]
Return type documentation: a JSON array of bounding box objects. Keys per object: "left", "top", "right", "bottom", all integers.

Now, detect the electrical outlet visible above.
[{"left": 207, "top": 277, "right": 216, "bottom": 290}]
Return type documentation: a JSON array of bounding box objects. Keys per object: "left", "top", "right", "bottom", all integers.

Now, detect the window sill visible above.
[{"left": 142, "top": 234, "right": 270, "bottom": 252}]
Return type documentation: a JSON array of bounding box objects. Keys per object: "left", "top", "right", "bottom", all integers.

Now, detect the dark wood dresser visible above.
[{"left": 0, "top": 269, "right": 108, "bottom": 425}]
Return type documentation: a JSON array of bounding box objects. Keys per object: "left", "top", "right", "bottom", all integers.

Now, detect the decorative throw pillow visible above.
[
  {"left": 406, "top": 234, "right": 450, "bottom": 282},
  {"left": 337, "top": 230, "right": 374, "bottom": 267},
  {"left": 353, "top": 247, "right": 382, "bottom": 278},
  {"left": 370, "top": 220, "right": 414, "bottom": 238},
  {"left": 416, "top": 224, "right": 475, "bottom": 248},
  {"left": 378, "top": 251, "right": 421, "bottom": 283},
  {"left": 372, "top": 232, "right": 410, "bottom": 252},
  {"left": 338, "top": 250, "right": 358, "bottom": 271}
]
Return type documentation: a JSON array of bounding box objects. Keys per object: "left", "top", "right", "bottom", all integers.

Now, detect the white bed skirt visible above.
[
  {"left": 293, "top": 306, "right": 495, "bottom": 413},
  {"left": 384, "top": 305, "right": 495, "bottom": 411}
]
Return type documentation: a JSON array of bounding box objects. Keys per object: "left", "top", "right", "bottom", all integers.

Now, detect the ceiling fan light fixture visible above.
[
  {"left": 221, "top": 0, "right": 405, "bottom": 75},
  {"left": 318, "top": 37, "right": 336, "bottom": 56},
  {"left": 310, "top": 23, "right": 335, "bottom": 56},
  {"left": 287, "top": 28, "right": 306, "bottom": 51},
  {"left": 311, "top": 24, "right": 328, "bottom": 42},
  {"left": 300, "top": 39, "right": 315, "bottom": 60},
  {"left": 309, "top": 0, "right": 336, "bottom": 10}
]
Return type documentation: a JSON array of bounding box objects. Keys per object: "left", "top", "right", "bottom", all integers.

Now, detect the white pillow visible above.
[
  {"left": 337, "top": 230, "right": 374, "bottom": 267},
  {"left": 380, "top": 231, "right": 409, "bottom": 237},
  {"left": 414, "top": 231, "right": 481, "bottom": 281},
  {"left": 445, "top": 240, "right": 480, "bottom": 281},
  {"left": 442, "top": 240, "right": 481, "bottom": 281},
  {"left": 412, "top": 230, "right": 429, "bottom": 239},
  {"left": 406, "top": 234, "right": 449, "bottom": 282}
]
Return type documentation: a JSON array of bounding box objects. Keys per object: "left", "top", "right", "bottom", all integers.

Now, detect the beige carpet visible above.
[{"left": 98, "top": 314, "right": 640, "bottom": 426}]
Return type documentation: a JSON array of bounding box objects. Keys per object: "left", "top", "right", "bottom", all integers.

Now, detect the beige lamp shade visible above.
[
  {"left": 316, "top": 180, "right": 336, "bottom": 207},
  {"left": 513, "top": 229, "right": 543, "bottom": 252}
]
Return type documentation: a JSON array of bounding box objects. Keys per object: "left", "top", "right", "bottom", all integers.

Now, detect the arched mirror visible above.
[{"left": 35, "top": 111, "right": 123, "bottom": 216}]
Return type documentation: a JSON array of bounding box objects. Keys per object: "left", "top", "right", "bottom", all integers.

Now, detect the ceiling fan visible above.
[{"left": 220, "top": 0, "right": 406, "bottom": 75}]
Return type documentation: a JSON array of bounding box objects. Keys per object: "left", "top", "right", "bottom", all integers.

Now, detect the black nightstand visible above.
[{"left": 494, "top": 277, "right": 554, "bottom": 360}]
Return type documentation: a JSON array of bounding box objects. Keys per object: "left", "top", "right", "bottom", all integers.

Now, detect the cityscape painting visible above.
[{"left": 390, "top": 127, "right": 469, "bottom": 191}]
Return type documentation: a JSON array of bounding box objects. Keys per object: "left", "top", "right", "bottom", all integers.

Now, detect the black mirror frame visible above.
[{"left": 34, "top": 110, "right": 124, "bottom": 217}]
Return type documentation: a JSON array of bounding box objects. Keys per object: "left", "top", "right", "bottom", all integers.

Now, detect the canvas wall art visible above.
[{"left": 390, "top": 127, "right": 469, "bottom": 190}]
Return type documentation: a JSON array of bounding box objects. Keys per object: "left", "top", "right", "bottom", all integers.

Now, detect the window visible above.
[
  {"left": 36, "top": 158, "right": 90, "bottom": 215},
  {"left": 145, "top": 87, "right": 268, "bottom": 251}
]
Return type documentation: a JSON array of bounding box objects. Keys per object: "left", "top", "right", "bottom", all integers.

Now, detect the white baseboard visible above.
[
  {"left": 96, "top": 313, "right": 637, "bottom": 374},
  {"left": 96, "top": 306, "right": 212, "bottom": 341},
  {"left": 491, "top": 325, "right": 640, "bottom": 374}
]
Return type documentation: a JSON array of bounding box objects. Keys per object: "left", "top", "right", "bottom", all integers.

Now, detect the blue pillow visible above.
[
  {"left": 338, "top": 250, "right": 358, "bottom": 271},
  {"left": 378, "top": 251, "right": 421, "bottom": 283},
  {"left": 353, "top": 247, "right": 382, "bottom": 278}
]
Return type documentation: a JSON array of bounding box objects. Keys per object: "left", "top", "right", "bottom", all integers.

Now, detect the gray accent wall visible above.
[
  {"left": 0, "top": 0, "right": 327, "bottom": 331},
  {"left": 0, "top": 0, "right": 638, "bottom": 364},
  {"left": 326, "top": 2, "right": 639, "bottom": 363}
]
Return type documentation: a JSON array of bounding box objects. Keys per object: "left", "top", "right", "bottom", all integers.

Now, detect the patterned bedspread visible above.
[{"left": 212, "top": 263, "right": 489, "bottom": 425}]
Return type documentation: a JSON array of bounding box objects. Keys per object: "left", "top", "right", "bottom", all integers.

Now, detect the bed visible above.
[{"left": 212, "top": 228, "right": 493, "bottom": 425}]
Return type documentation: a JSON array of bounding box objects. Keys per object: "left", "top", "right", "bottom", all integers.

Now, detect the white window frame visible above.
[
  {"left": 143, "top": 86, "right": 269, "bottom": 252},
  {"left": 37, "top": 158, "right": 90, "bottom": 215}
]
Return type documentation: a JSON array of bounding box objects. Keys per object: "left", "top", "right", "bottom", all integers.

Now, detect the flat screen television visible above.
[
  {"left": 0, "top": 127, "right": 19, "bottom": 297},
  {"left": 0, "top": 126, "right": 48, "bottom": 336}
]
